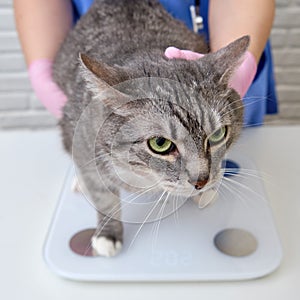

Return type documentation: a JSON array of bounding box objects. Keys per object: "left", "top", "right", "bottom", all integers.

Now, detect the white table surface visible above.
[{"left": 0, "top": 126, "right": 299, "bottom": 300}]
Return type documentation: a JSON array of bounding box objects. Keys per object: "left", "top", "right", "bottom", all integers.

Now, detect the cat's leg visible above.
[
  {"left": 77, "top": 168, "right": 123, "bottom": 257},
  {"left": 91, "top": 209, "right": 123, "bottom": 257}
]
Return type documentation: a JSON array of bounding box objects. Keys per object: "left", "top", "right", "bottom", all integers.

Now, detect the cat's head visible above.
[{"left": 77, "top": 36, "right": 249, "bottom": 197}]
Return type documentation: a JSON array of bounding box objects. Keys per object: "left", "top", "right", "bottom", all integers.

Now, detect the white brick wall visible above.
[
  {"left": 0, "top": 0, "right": 56, "bottom": 129},
  {"left": 272, "top": 0, "right": 300, "bottom": 122},
  {"left": 0, "top": 0, "right": 299, "bottom": 129}
]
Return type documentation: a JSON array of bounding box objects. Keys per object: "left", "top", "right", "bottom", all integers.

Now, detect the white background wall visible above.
[{"left": 0, "top": 0, "right": 299, "bottom": 129}]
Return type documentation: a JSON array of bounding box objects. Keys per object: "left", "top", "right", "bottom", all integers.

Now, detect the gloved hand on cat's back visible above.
[
  {"left": 29, "top": 59, "right": 67, "bottom": 118},
  {"left": 28, "top": 47, "right": 256, "bottom": 118},
  {"left": 164, "top": 47, "right": 257, "bottom": 98}
]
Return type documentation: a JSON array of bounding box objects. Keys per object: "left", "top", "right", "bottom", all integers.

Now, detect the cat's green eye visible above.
[
  {"left": 148, "top": 137, "right": 174, "bottom": 154},
  {"left": 208, "top": 126, "right": 227, "bottom": 145}
]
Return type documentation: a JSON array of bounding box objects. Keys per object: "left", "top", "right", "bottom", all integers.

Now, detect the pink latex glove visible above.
[
  {"left": 165, "top": 46, "right": 205, "bottom": 60},
  {"left": 164, "top": 47, "right": 257, "bottom": 97},
  {"left": 28, "top": 59, "right": 67, "bottom": 118}
]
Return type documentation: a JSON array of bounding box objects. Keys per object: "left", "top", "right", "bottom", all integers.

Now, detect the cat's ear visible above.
[
  {"left": 210, "top": 35, "right": 250, "bottom": 84},
  {"left": 79, "top": 53, "right": 130, "bottom": 114},
  {"left": 79, "top": 53, "right": 129, "bottom": 86}
]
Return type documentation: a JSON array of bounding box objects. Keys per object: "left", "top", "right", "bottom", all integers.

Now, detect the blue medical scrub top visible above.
[{"left": 72, "top": 0, "right": 278, "bottom": 126}]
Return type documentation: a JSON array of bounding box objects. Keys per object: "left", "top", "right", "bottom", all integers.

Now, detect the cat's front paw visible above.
[
  {"left": 71, "top": 177, "right": 81, "bottom": 193},
  {"left": 91, "top": 235, "right": 122, "bottom": 257},
  {"left": 192, "top": 188, "right": 218, "bottom": 209}
]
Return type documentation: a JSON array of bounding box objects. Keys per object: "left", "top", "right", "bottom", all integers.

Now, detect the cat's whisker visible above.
[
  {"left": 220, "top": 175, "right": 251, "bottom": 207},
  {"left": 172, "top": 194, "right": 180, "bottom": 226},
  {"left": 165, "top": 182, "right": 181, "bottom": 226},
  {"left": 82, "top": 185, "right": 158, "bottom": 256},
  {"left": 128, "top": 190, "right": 167, "bottom": 251},
  {"left": 213, "top": 182, "right": 230, "bottom": 207},
  {"left": 84, "top": 180, "right": 154, "bottom": 217},
  {"left": 80, "top": 152, "right": 131, "bottom": 168},
  {"left": 241, "top": 120, "right": 271, "bottom": 127},
  {"left": 223, "top": 95, "right": 273, "bottom": 116},
  {"left": 82, "top": 196, "right": 139, "bottom": 256},
  {"left": 152, "top": 196, "right": 169, "bottom": 250},
  {"left": 78, "top": 152, "right": 113, "bottom": 168},
  {"left": 222, "top": 173, "right": 263, "bottom": 183},
  {"left": 220, "top": 97, "right": 264, "bottom": 119},
  {"left": 218, "top": 95, "right": 271, "bottom": 118},
  {"left": 218, "top": 98, "right": 246, "bottom": 115},
  {"left": 222, "top": 176, "right": 268, "bottom": 204},
  {"left": 235, "top": 169, "right": 276, "bottom": 189},
  {"left": 175, "top": 194, "right": 181, "bottom": 224},
  {"left": 242, "top": 94, "right": 274, "bottom": 102},
  {"left": 220, "top": 180, "right": 249, "bottom": 209},
  {"left": 221, "top": 167, "right": 251, "bottom": 172},
  {"left": 234, "top": 169, "right": 271, "bottom": 181},
  {"left": 232, "top": 170, "right": 267, "bottom": 180},
  {"left": 221, "top": 169, "right": 265, "bottom": 180},
  {"left": 99, "top": 185, "right": 157, "bottom": 226},
  {"left": 233, "top": 121, "right": 264, "bottom": 127},
  {"left": 151, "top": 192, "right": 170, "bottom": 250},
  {"left": 216, "top": 183, "right": 226, "bottom": 199},
  {"left": 221, "top": 97, "right": 272, "bottom": 123}
]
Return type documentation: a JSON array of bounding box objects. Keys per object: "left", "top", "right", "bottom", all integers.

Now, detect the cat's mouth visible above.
[{"left": 162, "top": 175, "right": 222, "bottom": 197}]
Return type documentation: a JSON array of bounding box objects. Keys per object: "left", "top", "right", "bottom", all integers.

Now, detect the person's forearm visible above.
[
  {"left": 13, "top": 0, "right": 72, "bottom": 118},
  {"left": 14, "top": 0, "right": 73, "bottom": 65},
  {"left": 208, "top": 0, "right": 275, "bottom": 63}
]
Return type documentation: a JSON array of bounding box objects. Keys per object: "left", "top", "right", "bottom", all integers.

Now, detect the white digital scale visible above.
[{"left": 43, "top": 149, "right": 282, "bottom": 281}]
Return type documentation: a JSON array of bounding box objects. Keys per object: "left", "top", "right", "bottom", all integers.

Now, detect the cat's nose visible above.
[{"left": 189, "top": 177, "right": 209, "bottom": 190}]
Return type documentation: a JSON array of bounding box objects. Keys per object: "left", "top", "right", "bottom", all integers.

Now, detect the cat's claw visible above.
[{"left": 91, "top": 236, "right": 122, "bottom": 257}]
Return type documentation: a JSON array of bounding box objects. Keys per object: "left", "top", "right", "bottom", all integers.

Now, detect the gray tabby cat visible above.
[{"left": 53, "top": 0, "right": 248, "bottom": 257}]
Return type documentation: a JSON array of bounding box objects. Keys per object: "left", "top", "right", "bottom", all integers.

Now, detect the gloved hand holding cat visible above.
[{"left": 165, "top": 46, "right": 257, "bottom": 97}]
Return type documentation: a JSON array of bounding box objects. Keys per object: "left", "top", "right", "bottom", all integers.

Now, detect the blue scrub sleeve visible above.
[{"left": 72, "top": 0, "right": 278, "bottom": 126}]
